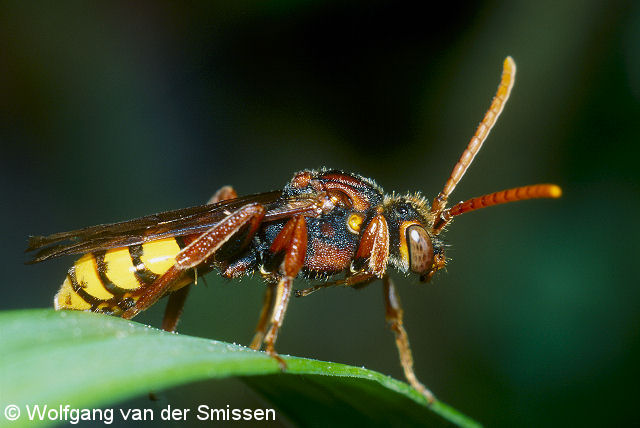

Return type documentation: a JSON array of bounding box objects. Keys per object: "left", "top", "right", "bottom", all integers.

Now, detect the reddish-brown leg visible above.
[
  {"left": 207, "top": 185, "right": 238, "bottom": 205},
  {"left": 162, "top": 284, "right": 191, "bottom": 332},
  {"left": 345, "top": 271, "right": 377, "bottom": 288},
  {"left": 263, "top": 277, "right": 294, "bottom": 368},
  {"left": 249, "top": 284, "right": 275, "bottom": 350},
  {"left": 259, "top": 216, "right": 307, "bottom": 368},
  {"left": 122, "top": 202, "right": 265, "bottom": 320},
  {"left": 383, "top": 275, "right": 435, "bottom": 403},
  {"left": 122, "top": 265, "right": 186, "bottom": 320},
  {"left": 294, "top": 271, "right": 376, "bottom": 298},
  {"left": 355, "top": 215, "right": 389, "bottom": 277},
  {"left": 160, "top": 186, "right": 239, "bottom": 331}
]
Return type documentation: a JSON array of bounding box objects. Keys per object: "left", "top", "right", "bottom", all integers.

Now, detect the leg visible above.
[
  {"left": 160, "top": 186, "right": 239, "bottom": 330},
  {"left": 259, "top": 215, "right": 307, "bottom": 368},
  {"left": 175, "top": 203, "right": 265, "bottom": 269},
  {"left": 383, "top": 275, "right": 435, "bottom": 403},
  {"left": 250, "top": 284, "right": 275, "bottom": 349},
  {"left": 263, "top": 277, "right": 293, "bottom": 368},
  {"left": 122, "top": 203, "right": 266, "bottom": 319},
  {"left": 355, "top": 215, "right": 389, "bottom": 277},
  {"left": 294, "top": 271, "right": 376, "bottom": 298},
  {"left": 123, "top": 264, "right": 185, "bottom": 320},
  {"left": 161, "top": 284, "right": 192, "bottom": 332},
  {"left": 207, "top": 185, "right": 237, "bottom": 205}
]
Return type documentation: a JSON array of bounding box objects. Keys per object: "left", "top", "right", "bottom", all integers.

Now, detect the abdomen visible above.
[{"left": 54, "top": 237, "right": 192, "bottom": 315}]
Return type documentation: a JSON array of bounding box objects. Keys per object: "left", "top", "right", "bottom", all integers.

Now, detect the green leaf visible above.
[{"left": 0, "top": 309, "right": 481, "bottom": 427}]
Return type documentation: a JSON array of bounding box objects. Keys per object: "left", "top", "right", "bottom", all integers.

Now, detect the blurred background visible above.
[{"left": 2, "top": 0, "right": 639, "bottom": 426}]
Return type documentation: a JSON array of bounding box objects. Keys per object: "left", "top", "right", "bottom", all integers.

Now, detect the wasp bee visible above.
[{"left": 27, "top": 57, "right": 560, "bottom": 402}]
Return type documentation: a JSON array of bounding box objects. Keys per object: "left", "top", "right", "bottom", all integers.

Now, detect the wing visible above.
[{"left": 26, "top": 190, "right": 320, "bottom": 263}]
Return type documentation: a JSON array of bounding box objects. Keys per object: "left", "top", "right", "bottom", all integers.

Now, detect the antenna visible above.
[
  {"left": 431, "top": 57, "right": 517, "bottom": 217},
  {"left": 433, "top": 184, "right": 562, "bottom": 233}
]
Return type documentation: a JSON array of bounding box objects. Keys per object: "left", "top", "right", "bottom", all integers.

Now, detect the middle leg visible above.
[{"left": 255, "top": 215, "right": 308, "bottom": 368}]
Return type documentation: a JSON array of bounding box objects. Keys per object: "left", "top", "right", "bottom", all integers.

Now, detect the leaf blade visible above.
[{"left": 0, "top": 309, "right": 481, "bottom": 427}]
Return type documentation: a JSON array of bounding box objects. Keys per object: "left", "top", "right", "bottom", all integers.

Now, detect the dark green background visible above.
[{"left": 2, "top": 1, "right": 639, "bottom": 426}]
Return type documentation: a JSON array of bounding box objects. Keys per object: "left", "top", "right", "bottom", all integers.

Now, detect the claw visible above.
[{"left": 266, "top": 347, "right": 287, "bottom": 370}]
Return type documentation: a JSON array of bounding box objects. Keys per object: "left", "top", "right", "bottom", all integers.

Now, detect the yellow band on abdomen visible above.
[
  {"left": 74, "top": 253, "right": 114, "bottom": 300},
  {"left": 104, "top": 247, "right": 142, "bottom": 290},
  {"left": 54, "top": 276, "right": 92, "bottom": 310},
  {"left": 140, "top": 238, "right": 181, "bottom": 275}
]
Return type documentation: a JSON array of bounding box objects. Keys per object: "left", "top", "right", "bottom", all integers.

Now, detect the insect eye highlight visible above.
[{"left": 406, "top": 225, "right": 434, "bottom": 275}]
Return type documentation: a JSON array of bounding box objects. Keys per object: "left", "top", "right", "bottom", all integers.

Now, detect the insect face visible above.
[{"left": 382, "top": 196, "right": 445, "bottom": 281}]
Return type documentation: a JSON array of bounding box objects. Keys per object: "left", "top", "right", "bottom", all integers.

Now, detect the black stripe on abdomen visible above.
[
  {"left": 128, "top": 244, "right": 159, "bottom": 286},
  {"left": 94, "top": 250, "right": 139, "bottom": 296}
]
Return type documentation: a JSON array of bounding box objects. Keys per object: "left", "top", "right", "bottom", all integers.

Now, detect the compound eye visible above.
[{"left": 406, "top": 225, "right": 434, "bottom": 275}]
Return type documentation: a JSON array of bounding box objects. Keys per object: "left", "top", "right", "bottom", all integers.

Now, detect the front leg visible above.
[
  {"left": 353, "top": 214, "right": 389, "bottom": 277},
  {"left": 352, "top": 216, "right": 434, "bottom": 401},
  {"left": 383, "top": 275, "right": 435, "bottom": 403}
]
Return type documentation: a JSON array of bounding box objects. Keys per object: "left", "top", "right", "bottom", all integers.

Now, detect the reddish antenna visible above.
[
  {"left": 430, "top": 57, "right": 561, "bottom": 234},
  {"left": 433, "top": 184, "right": 561, "bottom": 233},
  {"left": 431, "top": 56, "right": 517, "bottom": 217}
]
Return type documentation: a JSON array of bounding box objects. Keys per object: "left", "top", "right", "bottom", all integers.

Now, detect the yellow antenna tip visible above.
[
  {"left": 548, "top": 184, "right": 563, "bottom": 198},
  {"left": 504, "top": 56, "right": 516, "bottom": 69}
]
